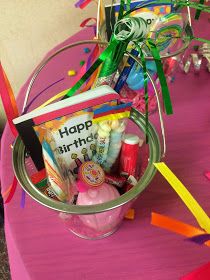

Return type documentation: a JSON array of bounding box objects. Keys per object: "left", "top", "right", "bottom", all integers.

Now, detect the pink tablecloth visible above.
[{"left": 1, "top": 14, "right": 210, "bottom": 280}]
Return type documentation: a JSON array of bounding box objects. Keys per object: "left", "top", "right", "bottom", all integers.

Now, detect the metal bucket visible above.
[{"left": 12, "top": 41, "right": 163, "bottom": 239}]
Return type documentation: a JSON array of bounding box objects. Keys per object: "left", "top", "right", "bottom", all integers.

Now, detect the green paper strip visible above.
[
  {"left": 194, "top": 37, "right": 210, "bottom": 44},
  {"left": 118, "top": 0, "right": 125, "bottom": 21},
  {"left": 126, "top": 0, "right": 131, "bottom": 12},
  {"left": 195, "top": 0, "right": 205, "bottom": 20},
  {"left": 63, "top": 39, "right": 118, "bottom": 99},
  {"left": 98, "top": 37, "right": 128, "bottom": 78},
  {"left": 147, "top": 39, "right": 173, "bottom": 115},
  {"left": 177, "top": 0, "right": 210, "bottom": 14},
  {"left": 35, "top": 178, "right": 48, "bottom": 188}
]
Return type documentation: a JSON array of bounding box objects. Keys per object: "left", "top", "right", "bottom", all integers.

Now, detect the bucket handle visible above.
[
  {"left": 126, "top": 51, "right": 166, "bottom": 158},
  {"left": 22, "top": 40, "right": 166, "bottom": 158}
]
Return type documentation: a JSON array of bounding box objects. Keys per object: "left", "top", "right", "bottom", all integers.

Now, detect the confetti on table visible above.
[
  {"left": 80, "top": 60, "right": 85, "bottom": 66},
  {"left": 84, "top": 47, "right": 91, "bottom": 53},
  {"left": 68, "top": 69, "right": 77, "bottom": 76},
  {"left": 124, "top": 208, "right": 135, "bottom": 220}
]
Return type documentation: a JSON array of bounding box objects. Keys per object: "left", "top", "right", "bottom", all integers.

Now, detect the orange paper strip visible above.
[
  {"left": 151, "top": 212, "right": 210, "bottom": 247},
  {"left": 0, "top": 63, "right": 19, "bottom": 137}
]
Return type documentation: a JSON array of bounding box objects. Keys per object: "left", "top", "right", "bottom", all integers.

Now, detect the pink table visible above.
[{"left": 1, "top": 14, "right": 210, "bottom": 280}]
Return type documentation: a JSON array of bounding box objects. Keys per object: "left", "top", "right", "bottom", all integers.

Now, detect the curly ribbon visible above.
[
  {"left": 154, "top": 162, "right": 210, "bottom": 233},
  {"left": 80, "top": 17, "right": 97, "bottom": 28},
  {"left": 0, "top": 63, "right": 19, "bottom": 137},
  {"left": 151, "top": 212, "right": 210, "bottom": 247},
  {"left": 23, "top": 77, "right": 65, "bottom": 113},
  {"left": 147, "top": 39, "right": 173, "bottom": 115},
  {"left": 118, "top": 0, "right": 125, "bottom": 21}
]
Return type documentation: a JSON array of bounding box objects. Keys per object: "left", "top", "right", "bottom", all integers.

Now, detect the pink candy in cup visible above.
[{"left": 76, "top": 161, "right": 121, "bottom": 231}]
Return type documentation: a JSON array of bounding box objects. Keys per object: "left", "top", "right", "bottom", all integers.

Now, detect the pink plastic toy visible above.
[{"left": 76, "top": 161, "right": 121, "bottom": 231}]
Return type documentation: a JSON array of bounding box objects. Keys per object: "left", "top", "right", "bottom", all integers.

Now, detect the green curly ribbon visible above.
[
  {"left": 195, "top": 0, "right": 205, "bottom": 20},
  {"left": 147, "top": 39, "right": 173, "bottom": 115},
  {"left": 63, "top": 39, "right": 118, "bottom": 99},
  {"left": 118, "top": 0, "right": 125, "bottom": 21}
]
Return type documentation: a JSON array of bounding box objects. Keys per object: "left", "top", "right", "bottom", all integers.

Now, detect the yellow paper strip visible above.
[
  {"left": 92, "top": 111, "right": 130, "bottom": 124},
  {"left": 36, "top": 89, "right": 69, "bottom": 110},
  {"left": 154, "top": 162, "right": 210, "bottom": 233}
]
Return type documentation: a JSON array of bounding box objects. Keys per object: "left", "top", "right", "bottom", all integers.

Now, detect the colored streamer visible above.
[
  {"left": 34, "top": 45, "right": 99, "bottom": 109},
  {"left": 186, "top": 234, "right": 210, "bottom": 245},
  {"left": 4, "top": 176, "right": 18, "bottom": 204},
  {"left": 151, "top": 212, "right": 210, "bottom": 247},
  {"left": 0, "top": 63, "right": 19, "bottom": 137},
  {"left": 75, "top": 0, "right": 85, "bottom": 8},
  {"left": 23, "top": 77, "right": 64, "bottom": 113},
  {"left": 154, "top": 162, "right": 210, "bottom": 233},
  {"left": 126, "top": 0, "right": 131, "bottom": 12},
  {"left": 147, "top": 40, "right": 173, "bottom": 115},
  {"left": 36, "top": 89, "right": 68, "bottom": 109},
  {"left": 79, "top": 0, "right": 92, "bottom": 9},
  {"left": 80, "top": 17, "right": 97, "bottom": 28},
  {"left": 195, "top": 0, "right": 205, "bottom": 20},
  {"left": 63, "top": 39, "right": 118, "bottom": 99},
  {"left": 118, "top": 0, "right": 125, "bottom": 21},
  {"left": 92, "top": 111, "right": 130, "bottom": 124},
  {"left": 177, "top": 1, "right": 210, "bottom": 14},
  {"left": 1, "top": 184, "right": 13, "bottom": 199},
  {"left": 20, "top": 190, "right": 26, "bottom": 208},
  {"left": 75, "top": 0, "right": 92, "bottom": 9}
]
